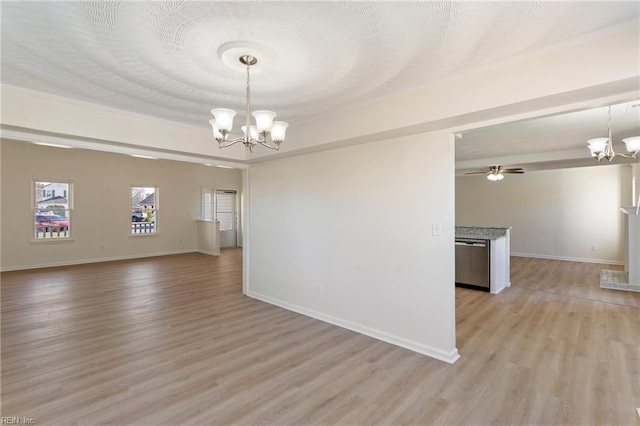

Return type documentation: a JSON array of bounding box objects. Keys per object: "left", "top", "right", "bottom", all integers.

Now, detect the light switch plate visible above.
[{"left": 432, "top": 223, "right": 441, "bottom": 236}]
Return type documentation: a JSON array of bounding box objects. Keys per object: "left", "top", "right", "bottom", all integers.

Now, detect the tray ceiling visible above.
[
  {"left": 2, "top": 1, "right": 638, "bottom": 131},
  {"left": 0, "top": 1, "right": 640, "bottom": 167}
]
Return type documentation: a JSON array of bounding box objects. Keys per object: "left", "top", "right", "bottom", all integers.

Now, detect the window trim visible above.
[
  {"left": 31, "top": 179, "right": 74, "bottom": 243},
  {"left": 131, "top": 184, "right": 159, "bottom": 235},
  {"left": 202, "top": 187, "right": 214, "bottom": 221},
  {"left": 215, "top": 188, "right": 238, "bottom": 234}
]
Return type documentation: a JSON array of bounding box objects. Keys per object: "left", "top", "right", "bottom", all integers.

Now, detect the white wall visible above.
[
  {"left": 1, "top": 139, "right": 242, "bottom": 270},
  {"left": 246, "top": 132, "right": 459, "bottom": 363},
  {"left": 456, "top": 165, "right": 632, "bottom": 264}
]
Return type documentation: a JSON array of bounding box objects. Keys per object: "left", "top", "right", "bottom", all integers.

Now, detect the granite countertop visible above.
[
  {"left": 620, "top": 207, "right": 639, "bottom": 215},
  {"left": 455, "top": 226, "right": 511, "bottom": 240}
]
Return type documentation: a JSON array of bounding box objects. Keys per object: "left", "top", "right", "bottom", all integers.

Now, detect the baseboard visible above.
[
  {"left": 197, "top": 249, "right": 220, "bottom": 256},
  {"left": 0, "top": 249, "right": 198, "bottom": 272},
  {"left": 511, "top": 252, "right": 624, "bottom": 266},
  {"left": 246, "top": 290, "right": 460, "bottom": 364}
]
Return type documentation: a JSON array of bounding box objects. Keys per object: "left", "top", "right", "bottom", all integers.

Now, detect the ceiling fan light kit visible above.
[
  {"left": 587, "top": 106, "right": 640, "bottom": 162},
  {"left": 210, "top": 52, "right": 289, "bottom": 153},
  {"left": 466, "top": 165, "right": 524, "bottom": 182}
]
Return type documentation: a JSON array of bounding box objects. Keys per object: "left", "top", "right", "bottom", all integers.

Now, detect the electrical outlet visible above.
[
  {"left": 591, "top": 244, "right": 597, "bottom": 251},
  {"left": 316, "top": 285, "right": 323, "bottom": 296}
]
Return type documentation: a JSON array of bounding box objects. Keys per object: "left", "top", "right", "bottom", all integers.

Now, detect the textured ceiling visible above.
[{"left": 2, "top": 1, "right": 638, "bottom": 132}]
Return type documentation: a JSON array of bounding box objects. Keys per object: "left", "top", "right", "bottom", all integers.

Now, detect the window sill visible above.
[
  {"left": 129, "top": 233, "right": 161, "bottom": 238},
  {"left": 29, "top": 238, "right": 75, "bottom": 245}
]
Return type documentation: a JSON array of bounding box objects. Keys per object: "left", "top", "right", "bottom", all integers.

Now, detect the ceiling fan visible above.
[{"left": 466, "top": 165, "right": 525, "bottom": 181}]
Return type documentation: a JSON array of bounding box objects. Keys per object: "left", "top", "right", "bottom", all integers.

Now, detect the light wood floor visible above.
[{"left": 2, "top": 250, "right": 639, "bottom": 425}]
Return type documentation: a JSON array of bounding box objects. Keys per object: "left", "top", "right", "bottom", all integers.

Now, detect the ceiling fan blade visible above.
[
  {"left": 465, "top": 171, "right": 489, "bottom": 175},
  {"left": 502, "top": 170, "right": 525, "bottom": 174},
  {"left": 502, "top": 168, "right": 524, "bottom": 172}
]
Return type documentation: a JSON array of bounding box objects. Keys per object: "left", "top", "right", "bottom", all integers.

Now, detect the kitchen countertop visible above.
[{"left": 455, "top": 226, "right": 511, "bottom": 240}]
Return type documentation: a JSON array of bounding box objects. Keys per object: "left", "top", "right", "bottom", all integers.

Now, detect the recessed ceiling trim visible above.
[
  {"left": 1, "top": 126, "right": 249, "bottom": 169},
  {"left": 456, "top": 149, "right": 592, "bottom": 170},
  {"left": 34, "top": 142, "right": 72, "bottom": 149}
]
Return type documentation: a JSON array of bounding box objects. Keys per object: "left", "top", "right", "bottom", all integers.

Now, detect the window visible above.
[
  {"left": 34, "top": 181, "right": 72, "bottom": 240},
  {"left": 201, "top": 188, "right": 237, "bottom": 233},
  {"left": 131, "top": 186, "right": 158, "bottom": 234},
  {"left": 215, "top": 190, "right": 235, "bottom": 231},
  {"left": 202, "top": 188, "right": 214, "bottom": 220}
]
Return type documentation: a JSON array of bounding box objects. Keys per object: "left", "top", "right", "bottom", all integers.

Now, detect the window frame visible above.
[
  {"left": 31, "top": 179, "right": 74, "bottom": 243},
  {"left": 201, "top": 187, "right": 214, "bottom": 221},
  {"left": 215, "top": 189, "right": 237, "bottom": 232},
  {"left": 130, "top": 185, "right": 159, "bottom": 236}
]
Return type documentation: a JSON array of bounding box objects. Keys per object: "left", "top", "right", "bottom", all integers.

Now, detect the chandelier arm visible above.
[
  {"left": 218, "top": 137, "right": 247, "bottom": 149},
  {"left": 257, "top": 140, "right": 280, "bottom": 150},
  {"left": 616, "top": 153, "right": 638, "bottom": 159}
]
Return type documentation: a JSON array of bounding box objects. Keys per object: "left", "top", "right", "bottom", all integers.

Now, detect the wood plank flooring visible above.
[{"left": 1, "top": 250, "right": 639, "bottom": 425}]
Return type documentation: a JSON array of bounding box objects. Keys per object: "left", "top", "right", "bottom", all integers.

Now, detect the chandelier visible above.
[
  {"left": 209, "top": 55, "right": 288, "bottom": 152},
  {"left": 587, "top": 105, "right": 640, "bottom": 162}
]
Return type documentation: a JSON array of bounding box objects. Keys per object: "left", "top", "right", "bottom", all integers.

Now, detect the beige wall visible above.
[
  {"left": 1, "top": 139, "right": 242, "bottom": 270},
  {"left": 456, "top": 165, "right": 633, "bottom": 264}
]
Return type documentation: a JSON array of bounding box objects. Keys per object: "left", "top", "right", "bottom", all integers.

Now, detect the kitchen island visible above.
[{"left": 455, "top": 226, "right": 511, "bottom": 294}]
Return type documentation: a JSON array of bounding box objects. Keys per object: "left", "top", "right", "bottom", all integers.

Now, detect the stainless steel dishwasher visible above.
[{"left": 455, "top": 238, "right": 490, "bottom": 291}]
